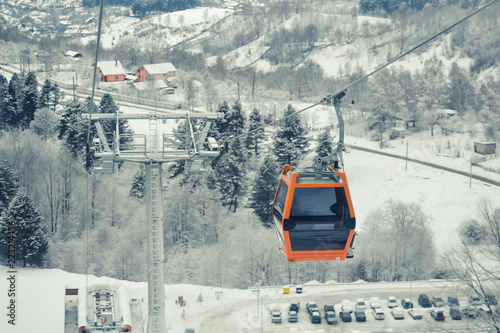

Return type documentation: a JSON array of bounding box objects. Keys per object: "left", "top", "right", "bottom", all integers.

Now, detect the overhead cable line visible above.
[
  {"left": 226, "top": 0, "right": 499, "bottom": 147},
  {"left": 85, "top": 0, "right": 106, "bottom": 304}
]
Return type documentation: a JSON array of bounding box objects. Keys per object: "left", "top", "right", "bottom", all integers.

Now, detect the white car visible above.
[
  {"left": 391, "top": 307, "right": 405, "bottom": 319},
  {"left": 341, "top": 300, "right": 354, "bottom": 313},
  {"left": 356, "top": 298, "right": 366, "bottom": 310},
  {"left": 387, "top": 296, "right": 398, "bottom": 308},
  {"left": 372, "top": 308, "right": 385, "bottom": 320},
  {"left": 370, "top": 297, "right": 381, "bottom": 309}
]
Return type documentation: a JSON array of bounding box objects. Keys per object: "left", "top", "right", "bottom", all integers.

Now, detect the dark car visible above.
[
  {"left": 418, "top": 294, "right": 432, "bottom": 308},
  {"left": 290, "top": 303, "right": 300, "bottom": 313},
  {"left": 450, "top": 307, "right": 462, "bottom": 320},
  {"left": 339, "top": 311, "right": 352, "bottom": 322},
  {"left": 324, "top": 310, "right": 337, "bottom": 324},
  {"left": 401, "top": 298, "right": 414, "bottom": 309},
  {"left": 310, "top": 310, "right": 321, "bottom": 324},
  {"left": 447, "top": 296, "right": 460, "bottom": 307},
  {"left": 355, "top": 310, "right": 366, "bottom": 322},
  {"left": 431, "top": 309, "right": 445, "bottom": 321},
  {"left": 463, "top": 306, "right": 478, "bottom": 318},
  {"left": 486, "top": 294, "right": 498, "bottom": 306},
  {"left": 324, "top": 305, "right": 335, "bottom": 313},
  {"left": 431, "top": 297, "right": 445, "bottom": 307}
]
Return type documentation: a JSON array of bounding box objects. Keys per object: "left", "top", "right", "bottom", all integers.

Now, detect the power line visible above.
[{"left": 227, "top": 0, "right": 499, "bottom": 147}]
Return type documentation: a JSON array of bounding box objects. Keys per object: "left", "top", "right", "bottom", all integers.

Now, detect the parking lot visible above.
[{"left": 210, "top": 281, "right": 498, "bottom": 333}]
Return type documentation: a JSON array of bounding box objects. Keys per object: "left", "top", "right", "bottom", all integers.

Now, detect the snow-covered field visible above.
[{"left": 1, "top": 266, "right": 494, "bottom": 333}]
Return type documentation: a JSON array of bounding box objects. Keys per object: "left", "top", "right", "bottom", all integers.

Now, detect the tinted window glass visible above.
[
  {"left": 290, "top": 187, "right": 336, "bottom": 216},
  {"left": 290, "top": 187, "right": 348, "bottom": 218},
  {"left": 273, "top": 181, "right": 288, "bottom": 216}
]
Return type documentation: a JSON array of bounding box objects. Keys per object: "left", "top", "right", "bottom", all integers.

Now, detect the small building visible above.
[
  {"left": 135, "top": 63, "right": 177, "bottom": 84},
  {"left": 96, "top": 61, "right": 126, "bottom": 82},
  {"left": 474, "top": 142, "right": 496, "bottom": 155},
  {"left": 391, "top": 127, "right": 406, "bottom": 138},
  {"left": 65, "top": 50, "right": 83, "bottom": 58}
]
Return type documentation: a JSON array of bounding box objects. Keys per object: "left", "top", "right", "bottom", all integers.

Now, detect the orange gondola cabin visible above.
[{"left": 272, "top": 164, "right": 356, "bottom": 262}]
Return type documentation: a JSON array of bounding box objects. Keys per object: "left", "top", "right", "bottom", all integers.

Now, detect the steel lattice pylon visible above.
[{"left": 83, "top": 111, "right": 221, "bottom": 333}]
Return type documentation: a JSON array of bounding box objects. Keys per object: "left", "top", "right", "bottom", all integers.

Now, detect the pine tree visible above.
[
  {"left": 99, "top": 93, "right": 133, "bottom": 146},
  {"left": 272, "top": 104, "right": 309, "bottom": 165},
  {"left": 315, "top": 128, "right": 334, "bottom": 158},
  {"left": 130, "top": 168, "right": 145, "bottom": 199},
  {"left": 246, "top": 107, "right": 265, "bottom": 155},
  {"left": 8, "top": 73, "right": 22, "bottom": 102},
  {"left": 227, "top": 100, "right": 246, "bottom": 138},
  {"left": 17, "top": 72, "right": 39, "bottom": 128},
  {"left": 0, "top": 161, "right": 19, "bottom": 212},
  {"left": 0, "top": 191, "right": 48, "bottom": 267},
  {"left": 39, "top": 79, "right": 52, "bottom": 109},
  {"left": 0, "top": 80, "right": 16, "bottom": 130},
  {"left": 0, "top": 74, "right": 6, "bottom": 86},
  {"left": 58, "top": 100, "right": 90, "bottom": 157},
  {"left": 215, "top": 101, "right": 231, "bottom": 141},
  {"left": 249, "top": 155, "right": 280, "bottom": 227},
  {"left": 213, "top": 138, "right": 247, "bottom": 212}
]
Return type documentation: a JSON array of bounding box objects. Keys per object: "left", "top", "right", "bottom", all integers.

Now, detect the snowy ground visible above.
[{"left": 1, "top": 266, "right": 496, "bottom": 333}]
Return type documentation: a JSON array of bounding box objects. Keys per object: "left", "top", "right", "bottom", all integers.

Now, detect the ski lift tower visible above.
[{"left": 83, "top": 110, "right": 222, "bottom": 333}]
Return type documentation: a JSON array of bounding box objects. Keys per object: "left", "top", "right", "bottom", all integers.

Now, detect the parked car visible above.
[
  {"left": 447, "top": 296, "right": 460, "bottom": 307},
  {"left": 306, "top": 302, "right": 318, "bottom": 314},
  {"left": 341, "top": 300, "right": 354, "bottom": 313},
  {"left": 408, "top": 309, "right": 423, "bottom": 320},
  {"left": 450, "top": 307, "right": 462, "bottom": 320},
  {"left": 486, "top": 293, "right": 497, "bottom": 306},
  {"left": 391, "top": 307, "right": 405, "bottom": 319},
  {"left": 469, "top": 296, "right": 482, "bottom": 306},
  {"left": 290, "top": 303, "right": 300, "bottom": 313},
  {"left": 418, "top": 294, "right": 432, "bottom": 308},
  {"left": 401, "top": 298, "right": 414, "bottom": 309},
  {"left": 355, "top": 298, "right": 366, "bottom": 310},
  {"left": 432, "top": 297, "right": 445, "bottom": 307},
  {"left": 431, "top": 309, "right": 445, "bottom": 321},
  {"left": 339, "top": 311, "right": 352, "bottom": 322},
  {"left": 370, "top": 297, "right": 381, "bottom": 309},
  {"left": 324, "top": 310, "right": 337, "bottom": 324},
  {"left": 372, "top": 308, "right": 385, "bottom": 320},
  {"left": 324, "top": 305, "right": 335, "bottom": 313},
  {"left": 310, "top": 310, "right": 321, "bottom": 324},
  {"left": 288, "top": 310, "right": 298, "bottom": 323},
  {"left": 271, "top": 311, "right": 282, "bottom": 323},
  {"left": 478, "top": 303, "right": 493, "bottom": 315},
  {"left": 387, "top": 296, "right": 398, "bottom": 308},
  {"left": 355, "top": 310, "right": 366, "bottom": 322},
  {"left": 463, "top": 306, "right": 478, "bottom": 318},
  {"left": 270, "top": 303, "right": 280, "bottom": 314}
]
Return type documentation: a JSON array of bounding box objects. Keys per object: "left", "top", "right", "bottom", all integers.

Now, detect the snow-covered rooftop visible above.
[
  {"left": 97, "top": 61, "right": 126, "bottom": 76},
  {"left": 143, "top": 63, "right": 177, "bottom": 74}
]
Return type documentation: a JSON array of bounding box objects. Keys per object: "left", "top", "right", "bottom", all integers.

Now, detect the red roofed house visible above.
[
  {"left": 96, "top": 60, "right": 126, "bottom": 82},
  {"left": 135, "top": 63, "right": 176, "bottom": 84}
]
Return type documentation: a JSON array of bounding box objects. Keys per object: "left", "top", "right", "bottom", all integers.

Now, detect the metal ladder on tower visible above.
[
  {"left": 149, "top": 112, "right": 159, "bottom": 156},
  {"left": 146, "top": 111, "right": 166, "bottom": 333}
]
